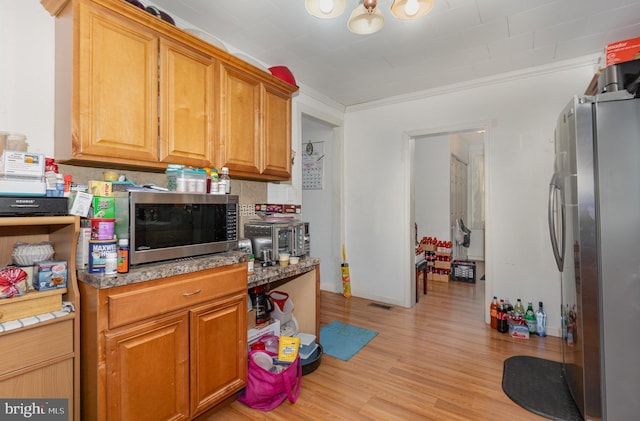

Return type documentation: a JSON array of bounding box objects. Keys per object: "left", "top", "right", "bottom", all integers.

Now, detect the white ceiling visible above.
[{"left": 149, "top": 0, "right": 640, "bottom": 106}]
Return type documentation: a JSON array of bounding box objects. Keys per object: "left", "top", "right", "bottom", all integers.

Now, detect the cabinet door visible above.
[
  {"left": 159, "top": 39, "right": 216, "bottom": 168},
  {"left": 190, "top": 293, "right": 247, "bottom": 417},
  {"left": 262, "top": 84, "right": 292, "bottom": 179},
  {"left": 105, "top": 313, "right": 189, "bottom": 421},
  {"left": 75, "top": 2, "right": 159, "bottom": 164},
  {"left": 218, "top": 63, "right": 261, "bottom": 176}
]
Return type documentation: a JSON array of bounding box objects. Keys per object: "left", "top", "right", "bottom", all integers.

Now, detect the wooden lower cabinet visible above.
[
  {"left": 80, "top": 263, "right": 247, "bottom": 420},
  {"left": 106, "top": 313, "right": 190, "bottom": 421},
  {"left": 190, "top": 296, "right": 247, "bottom": 416}
]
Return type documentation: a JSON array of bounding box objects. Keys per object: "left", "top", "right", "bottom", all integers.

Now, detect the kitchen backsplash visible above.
[{"left": 59, "top": 164, "right": 267, "bottom": 238}]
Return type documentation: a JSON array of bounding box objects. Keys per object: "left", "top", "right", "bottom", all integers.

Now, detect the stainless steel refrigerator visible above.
[{"left": 548, "top": 91, "right": 640, "bottom": 420}]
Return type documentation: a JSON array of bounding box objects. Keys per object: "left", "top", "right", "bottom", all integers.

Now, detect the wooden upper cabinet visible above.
[
  {"left": 74, "top": 1, "right": 160, "bottom": 166},
  {"left": 52, "top": 0, "right": 297, "bottom": 177},
  {"left": 159, "top": 39, "right": 216, "bottom": 168},
  {"left": 218, "top": 63, "right": 294, "bottom": 180},
  {"left": 262, "top": 84, "right": 292, "bottom": 179},
  {"left": 218, "top": 63, "right": 261, "bottom": 176}
]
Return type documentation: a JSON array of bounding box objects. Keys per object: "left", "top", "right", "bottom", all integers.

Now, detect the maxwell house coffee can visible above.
[{"left": 88, "top": 240, "right": 117, "bottom": 273}]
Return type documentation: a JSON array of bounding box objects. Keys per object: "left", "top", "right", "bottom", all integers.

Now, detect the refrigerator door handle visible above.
[{"left": 548, "top": 173, "right": 566, "bottom": 272}]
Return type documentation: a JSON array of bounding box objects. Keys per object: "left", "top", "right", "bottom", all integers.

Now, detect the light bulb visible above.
[
  {"left": 319, "top": 0, "right": 334, "bottom": 14},
  {"left": 404, "top": 0, "right": 419, "bottom": 16}
]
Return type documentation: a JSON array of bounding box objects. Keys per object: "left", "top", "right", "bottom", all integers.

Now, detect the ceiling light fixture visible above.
[
  {"left": 305, "top": 0, "right": 346, "bottom": 19},
  {"left": 305, "top": 0, "right": 433, "bottom": 34}
]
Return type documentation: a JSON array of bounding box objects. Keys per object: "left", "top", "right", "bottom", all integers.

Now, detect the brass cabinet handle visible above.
[{"left": 182, "top": 289, "right": 202, "bottom": 297}]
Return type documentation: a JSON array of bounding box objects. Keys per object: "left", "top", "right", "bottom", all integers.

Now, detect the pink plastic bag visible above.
[{"left": 237, "top": 350, "right": 302, "bottom": 411}]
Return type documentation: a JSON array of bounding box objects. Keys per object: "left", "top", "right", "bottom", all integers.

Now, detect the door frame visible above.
[
  {"left": 297, "top": 103, "right": 345, "bottom": 294},
  {"left": 403, "top": 121, "right": 492, "bottom": 321}
]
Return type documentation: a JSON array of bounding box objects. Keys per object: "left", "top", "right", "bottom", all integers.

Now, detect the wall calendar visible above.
[{"left": 302, "top": 141, "right": 324, "bottom": 190}]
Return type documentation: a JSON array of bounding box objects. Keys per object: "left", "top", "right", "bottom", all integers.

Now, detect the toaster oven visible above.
[{"left": 244, "top": 220, "right": 310, "bottom": 261}]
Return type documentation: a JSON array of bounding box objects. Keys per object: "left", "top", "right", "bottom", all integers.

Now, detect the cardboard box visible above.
[
  {"left": 248, "top": 318, "right": 280, "bottom": 345},
  {"left": 255, "top": 203, "right": 283, "bottom": 213},
  {"left": 432, "top": 273, "right": 449, "bottom": 283},
  {"left": 606, "top": 37, "right": 640, "bottom": 66},
  {"left": 0, "top": 178, "right": 46, "bottom": 196},
  {"left": 283, "top": 204, "right": 301, "bottom": 214},
  {"left": 509, "top": 323, "right": 530, "bottom": 340},
  {"left": 2, "top": 151, "right": 45, "bottom": 178},
  {"left": 76, "top": 227, "right": 91, "bottom": 270},
  {"left": 34, "top": 261, "right": 67, "bottom": 291},
  {"left": 435, "top": 261, "right": 451, "bottom": 270},
  {"left": 88, "top": 180, "right": 112, "bottom": 197},
  {"left": 92, "top": 196, "right": 115, "bottom": 218}
]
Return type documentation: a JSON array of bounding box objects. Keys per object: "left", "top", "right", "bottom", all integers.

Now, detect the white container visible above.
[
  {"left": 251, "top": 351, "right": 273, "bottom": 371},
  {"left": 104, "top": 252, "right": 118, "bottom": 275},
  {"left": 269, "top": 291, "right": 294, "bottom": 324},
  {"left": 166, "top": 168, "right": 207, "bottom": 193},
  {"left": 279, "top": 253, "right": 290, "bottom": 267}
]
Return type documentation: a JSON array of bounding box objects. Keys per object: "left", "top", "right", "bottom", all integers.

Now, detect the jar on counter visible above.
[
  {"left": 104, "top": 252, "right": 118, "bottom": 275},
  {"left": 219, "top": 167, "right": 230, "bottom": 194}
]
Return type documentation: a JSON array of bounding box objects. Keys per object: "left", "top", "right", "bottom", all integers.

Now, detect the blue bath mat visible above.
[{"left": 319, "top": 321, "right": 378, "bottom": 361}]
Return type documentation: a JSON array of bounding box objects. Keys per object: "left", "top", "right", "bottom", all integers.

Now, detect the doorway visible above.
[
  {"left": 409, "top": 125, "right": 489, "bottom": 319},
  {"left": 300, "top": 111, "right": 344, "bottom": 294}
]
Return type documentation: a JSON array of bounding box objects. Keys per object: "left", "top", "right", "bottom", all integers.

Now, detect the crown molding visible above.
[{"left": 346, "top": 53, "right": 601, "bottom": 112}]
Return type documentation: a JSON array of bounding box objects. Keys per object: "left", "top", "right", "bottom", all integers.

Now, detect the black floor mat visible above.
[{"left": 502, "top": 356, "right": 583, "bottom": 421}]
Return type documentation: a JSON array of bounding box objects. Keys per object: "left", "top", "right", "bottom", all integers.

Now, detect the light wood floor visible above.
[{"left": 207, "top": 278, "right": 562, "bottom": 420}]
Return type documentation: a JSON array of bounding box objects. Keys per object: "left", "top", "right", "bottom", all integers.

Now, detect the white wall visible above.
[
  {"left": 0, "top": 1, "right": 55, "bottom": 155},
  {"left": 301, "top": 115, "right": 342, "bottom": 293},
  {"left": 415, "top": 135, "right": 450, "bottom": 242},
  {"left": 342, "top": 62, "right": 597, "bottom": 335}
]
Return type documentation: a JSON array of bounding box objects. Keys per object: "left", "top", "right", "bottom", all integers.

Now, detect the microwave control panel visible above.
[{"left": 226, "top": 204, "right": 238, "bottom": 240}]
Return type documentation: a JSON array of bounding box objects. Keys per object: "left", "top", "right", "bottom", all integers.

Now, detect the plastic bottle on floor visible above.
[
  {"left": 497, "top": 299, "right": 509, "bottom": 333},
  {"left": 514, "top": 298, "right": 525, "bottom": 317},
  {"left": 525, "top": 301, "right": 537, "bottom": 333},
  {"left": 536, "top": 301, "right": 547, "bottom": 337},
  {"left": 490, "top": 296, "right": 499, "bottom": 329}
]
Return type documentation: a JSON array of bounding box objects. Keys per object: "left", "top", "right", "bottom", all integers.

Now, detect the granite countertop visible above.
[
  {"left": 248, "top": 256, "right": 320, "bottom": 289},
  {"left": 78, "top": 251, "right": 319, "bottom": 289}
]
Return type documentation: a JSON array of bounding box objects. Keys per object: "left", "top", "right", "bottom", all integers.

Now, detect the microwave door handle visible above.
[
  {"left": 288, "top": 226, "right": 296, "bottom": 255},
  {"left": 548, "top": 173, "right": 566, "bottom": 272}
]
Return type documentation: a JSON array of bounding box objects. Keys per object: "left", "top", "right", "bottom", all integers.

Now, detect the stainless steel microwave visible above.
[{"left": 114, "top": 191, "right": 238, "bottom": 266}]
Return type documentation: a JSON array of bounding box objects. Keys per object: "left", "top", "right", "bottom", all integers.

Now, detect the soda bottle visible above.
[
  {"left": 525, "top": 301, "right": 537, "bottom": 333},
  {"left": 497, "top": 299, "right": 509, "bottom": 333},
  {"left": 536, "top": 301, "right": 547, "bottom": 337},
  {"left": 490, "top": 296, "right": 499, "bottom": 329},
  {"left": 504, "top": 299, "right": 513, "bottom": 312},
  {"left": 514, "top": 298, "right": 525, "bottom": 316}
]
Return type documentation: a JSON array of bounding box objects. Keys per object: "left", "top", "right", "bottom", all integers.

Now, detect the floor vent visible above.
[{"left": 368, "top": 302, "right": 392, "bottom": 310}]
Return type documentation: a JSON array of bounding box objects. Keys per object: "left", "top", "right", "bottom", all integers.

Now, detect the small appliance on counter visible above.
[
  {"left": 114, "top": 191, "right": 238, "bottom": 266},
  {"left": 0, "top": 196, "right": 69, "bottom": 216},
  {"left": 237, "top": 238, "right": 253, "bottom": 255},
  {"left": 244, "top": 220, "right": 310, "bottom": 262}
]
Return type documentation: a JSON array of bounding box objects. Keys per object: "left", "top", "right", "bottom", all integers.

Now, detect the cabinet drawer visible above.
[
  {"left": 108, "top": 264, "right": 246, "bottom": 329},
  {"left": 0, "top": 319, "right": 73, "bottom": 377}
]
